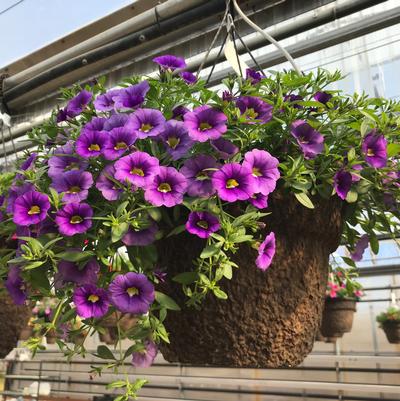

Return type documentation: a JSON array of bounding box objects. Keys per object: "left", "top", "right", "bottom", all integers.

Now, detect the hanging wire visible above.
[
  {"left": 205, "top": 30, "right": 230, "bottom": 85},
  {"left": 226, "top": 13, "right": 244, "bottom": 78},
  {"left": 8, "top": 127, "right": 17, "bottom": 159},
  {"left": 0, "top": 125, "right": 9, "bottom": 170}
]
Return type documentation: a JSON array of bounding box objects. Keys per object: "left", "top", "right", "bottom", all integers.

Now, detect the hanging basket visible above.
[
  {"left": 380, "top": 321, "right": 400, "bottom": 344},
  {"left": 99, "top": 312, "right": 137, "bottom": 345},
  {"left": 320, "top": 298, "right": 357, "bottom": 342},
  {"left": 158, "top": 190, "right": 344, "bottom": 368}
]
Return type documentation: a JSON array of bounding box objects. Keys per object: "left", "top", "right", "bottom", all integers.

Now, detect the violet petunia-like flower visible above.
[
  {"left": 185, "top": 211, "right": 221, "bottom": 239},
  {"left": 290, "top": 120, "right": 324, "bottom": 159},
  {"left": 284, "top": 94, "right": 303, "bottom": 109},
  {"left": 6, "top": 182, "right": 35, "bottom": 214},
  {"left": 180, "top": 155, "right": 218, "bottom": 197},
  {"left": 65, "top": 90, "right": 92, "bottom": 118},
  {"left": 243, "top": 149, "right": 280, "bottom": 195},
  {"left": 184, "top": 105, "right": 227, "bottom": 142},
  {"left": 132, "top": 341, "right": 158, "bottom": 368},
  {"left": 13, "top": 191, "right": 50, "bottom": 226},
  {"left": 108, "top": 272, "right": 155, "bottom": 314},
  {"left": 172, "top": 105, "right": 190, "bottom": 120},
  {"left": 48, "top": 142, "right": 88, "bottom": 179},
  {"left": 76, "top": 129, "right": 110, "bottom": 158},
  {"left": 145, "top": 166, "right": 187, "bottom": 207},
  {"left": 362, "top": 131, "right": 387, "bottom": 168},
  {"left": 211, "top": 137, "right": 239, "bottom": 160},
  {"left": 94, "top": 89, "right": 123, "bottom": 111},
  {"left": 351, "top": 164, "right": 363, "bottom": 182},
  {"left": 73, "top": 285, "right": 109, "bottom": 319},
  {"left": 153, "top": 54, "right": 186, "bottom": 71},
  {"left": 122, "top": 220, "right": 158, "bottom": 247},
  {"left": 256, "top": 232, "right": 276, "bottom": 271},
  {"left": 114, "top": 151, "right": 160, "bottom": 188},
  {"left": 55, "top": 203, "right": 93, "bottom": 236},
  {"left": 245, "top": 68, "right": 265, "bottom": 84},
  {"left": 126, "top": 108, "right": 166, "bottom": 139},
  {"left": 103, "top": 127, "right": 137, "bottom": 160},
  {"left": 20, "top": 153, "right": 37, "bottom": 171},
  {"left": 350, "top": 234, "right": 369, "bottom": 262},
  {"left": 103, "top": 114, "right": 129, "bottom": 131},
  {"left": 160, "top": 120, "right": 193, "bottom": 160},
  {"left": 334, "top": 170, "right": 352, "bottom": 200},
  {"left": 222, "top": 90, "right": 234, "bottom": 102},
  {"left": 55, "top": 258, "right": 99, "bottom": 289},
  {"left": 249, "top": 193, "right": 269, "bottom": 209},
  {"left": 96, "top": 165, "right": 123, "bottom": 201},
  {"left": 180, "top": 71, "right": 197, "bottom": 84},
  {"left": 236, "top": 96, "right": 273, "bottom": 123},
  {"left": 314, "top": 91, "right": 332, "bottom": 104},
  {"left": 212, "top": 163, "right": 255, "bottom": 202},
  {"left": 51, "top": 170, "right": 93, "bottom": 203},
  {"left": 5, "top": 267, "right": 27, "bottom": 305},
  {"left": 113, "top": 81, "right": 150, "bottom": 110}
]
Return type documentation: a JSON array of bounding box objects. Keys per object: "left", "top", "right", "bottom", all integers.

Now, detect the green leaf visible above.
[
  {"left": 222, "top": 263, "right": 232, "bottom": 279},
  {"left": 112, "top": 222, "right": 129, "bottom": 243},
  {"left": 345, "top": 190, "right": 358, "bottom": 203},
  {"left": 294, "top": 192, "right": 314, "bottom": 209},
  {"left": 95, "top": 345, "right": 116, "bottom": 360},
  {"left": 106, "top": 380, "right": 127, "bottom": 389},
  {"left": 147, "top": 208, "right": 162, "bottom": 222},
  {"left": 116, "top": 201, "right": 129, "bottom": 216},
  {"left": 342, "top": 256, "right": 356, "bottom": 268},
  {"left": 369, "top": 234, "right": 379, "bottom": 255},
  {"left": 166, "top": 224, "right": 186, "bottom": 238},
  {"left": 213, "top": 287, "right": 228, "bottom": 299},
  {"left": 387, "top": 143, "right": 400, "bottom": 157},
  {"left": 347, "top": 148, "right": 356, "bottom": 162},
  {"left": 57, "top": 250, "right": 94, "bottom": 262},
  {"left": 24, "top": 261, "right": 45, "bottom": 270},
  {"left": 200, "top": 244, "right": 221, "bottom": 258},
  {"left": 155, "top": 291, "right": 181, "bottom": 311},
  {"left": 172, "top": 271, "right": 198, "bottom": 284}
]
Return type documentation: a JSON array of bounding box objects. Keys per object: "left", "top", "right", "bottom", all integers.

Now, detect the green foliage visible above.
[{"left": 376, "top": 306, "right": 400, "bottom": 325}]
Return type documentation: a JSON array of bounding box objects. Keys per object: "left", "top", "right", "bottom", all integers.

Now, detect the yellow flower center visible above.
[
  {"left": 140, "top": 123, "right": 153, "bottom": 132},
  {"left": 196, "top": 170, "right": 209, "bottom": 181},
  {"left": 197, "top": 220, "right": 209, "bottom": 229},
  {"left": 158, "top": 183, "right": 172, "bottom": 193},
  {"left": 226, "top": 178, "right": 239, "bottom": 189},
  {"left": 28, "top": 205, "right": 41, "bottom": 215},
  {"left": 367, "top": 148, "right": 375, "bottom": 156},
  {"left": 88, "top": 294, "right": 99, "bottom": 303},
  {"left": 127, "top": 287, "right": 139, "bottom": 297},
  {"left": 299, "top": 136, "right": 309, "bottom": 144},
  {"left": 114, "top": 142, "right": 128, "bottom": 150},
  {"left": 167, "top": 136, "right": 180, "bottom": 149},
  {"left": 70, "top": 215, "right": 83, "bottom": 224},
  {"left": 130, "top": 168, "right": 145, "bottom": 176},
  {"left": 66, "top": 162, "right": 79, "bottom": 171},
  {"left": 199, "top": 122, "right": 212, "bottom": 131},
  {"left": 252, "top": 167, "right": 262, "bottom": 177},
  {"left": 246, "top": 108, "right": 258, "bottom": 119},
  {"left": 68, "top": 186, "right": 81, "bottom": 194},
  {"left": 88, "top": 144, "right": 100, "bottom": 151}
]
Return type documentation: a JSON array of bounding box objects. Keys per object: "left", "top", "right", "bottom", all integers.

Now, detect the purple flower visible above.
[
  {"left": 94, "top": 89, "right": 123, "bottom": 111},
  {"left": 20, "top": 153, "right": 37, "bottom": 171},
  {"left": 84, "top": 117, "right": 107, "bottom": 131},
  {"left": 180, "top": 155, "right": 218, "bottom": 197},
  {"left": 73, "top": 285, "right": 109, "bottom": 319},
  {"left": 351, "top": 164, "right": 363, "bottom": 182},
  {"left": 211, "top": 137, "right": 239, "bottom": 160},
  {"left": 314, "top": 91, "right": 332, "bottom": 104},
  {"left": 245, "top": 68, "right": 264, "bottom": 84},
  {"left": 113, "top": 81, "right": 150, "bottom": 110},
  {"left": 5, "top": 267, "right": 27, "bottom": 305},
  {"left": 186, "top": 211, "right": 220, "bottom": 239},
  {"left": 284, "top": 94, "right": 303, "bottom": 109},
  {"left": 291, "top": 120, "right": 324, "bottom": 159},
  {"left": 6, "top": 182, "right": 35, "bottom": 214},
  {"left": 65, "top": 90, "right": 93, "bottom": 118},
  {"left": 249, "top": 193, "right": 269, "bottom": 209},
  {"left": 76, "top": 130, "right": 110, "bottom": 158},
  {"left": 350, "top": 234, "right": 369, "bottom": 262},
  {"left": 154, "top": 269, "right": 167, "bottom": 283},
  {"left": 362, "top": 131, "right": 387, "bottom": 168},
  {"left": 222, "top": 91, "right": 234, "bottom": 102},
  {"left": 103, "top": 127, "right": 137, "bottom": 160},
  {"left": 334, "top": 170, "right": 352, "bottom": 200},
  {"left": 256, "top": 232, "right": 276, "bottom": 271},
  {"left": 180, "top": 71, "right": 197, "bottom": 84},
  {"left": 160, "top": 120, "right": 193, "bottom": 160},
  {"left": 153, "top": 54, "right": 186, "bottom": 71},
  {"left": 184, "top": 105, "right": 227, "bottom": 142},
  {"left": 122, "top": 220, "right": 158, "bottom": 246},
  {"left": 172, "top": 106, "right": 190, "bottom": 120},
  {"left": 132, "top": 340, "right": 158, "bottom": 368},
  {"left": 13, "top": 191, "right": 50, "bottom": 226},
  {"left": 108, "top": 272, "right": 155, "bottom": 314},
  {"left": 114, "top": 151, "right": 159, "bottom": 188},
  {"left": 48, "top": 142, "right": 88, "bottom": 179},
  {"left": 126, "top": 108, "right": 166, "bottom": 139},
  {"left": 212, "top": 163, "right": 255, "bottom": 202},
  {"left": 103, "top": 114, "right": 129, "bottom": 131},
  {"left": 55, "top": 258, "right": 99, "bottom": 289},
  {"left": 55, "top": 203, "right": 93, "bottom": 236},
  {"left": 144, "top": 166, "right": 187, "bottom": 207},
  {"left": 243, "top": 149, "right": 280, "bottom": 195},
  {"left": 56, "top": 108, "right": 68, "bottom": 123},
  {"left": 51, "top": 170, "right": 93, "bottom": 203},
  {"left": 96, "top": 165, "right": 122, "bottom": 201},
  {"left": 236, "top": 96, "right": 273, "bottom": 123}
]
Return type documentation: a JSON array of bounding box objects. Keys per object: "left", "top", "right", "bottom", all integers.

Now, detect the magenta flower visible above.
[
  {"left": 76, "top": 129, "right": 110, "bottom": 158},
  {"left": 65, "top": 90, "right": 92, "bottom": 117},
  {"left": 180, "top": 71, "right": 197, "bottom": 84},
  {"left": 103, "top": 127, "right": 137, "bottom": 160},
  {"left": 291, "top": 120, "right": 324, "bottom": 159},
  {"left": 327, "top": 282, "right": 339, "bottom": 298},
  {"left": 172, "top": 105, "right": 190, "bottom": 120},
  {"left": 350, "top": 234, "right": 369, "bottom": 262},
  {"left": 113, "top": 81, "right": 150, "bottom": 110},
  {"left": 144, "top": 166, "right": 187, "bottom": 207},
  {"left": 114, "top": 151, "right": 160, "bottom": 188},
  {"left": 132, "top": 340, "right": 158, "bottom": 368},
  {"left": 122, "top": 220, "right": 158, "bottom": 246},
  {"left": 153, "top": 54, "right": 186, "bottom": 71},
  {"left": 126, "top": 108, "right": 166, "bottom": 139},
  {"left": 186, "top": 211, "right": 220, "bottom": 239},
  {"left": 5, "top": 267, "right": 27, "bottom": 305},
  {"left": 13, "top": 191, "right": 50, "bottom": 226},
  {"left": 334, "top": 170, "right": 352, "bottom": 200},
  {"left": 180, "top": 155, "right": 218, "bottom": 197},
  {"left": 94, "top": 89, "right": 123, "bottom": 111},
  {"left": 351, "top": 164, "right": 363, "bottom": 182},
  {"left": 55, "top": 258, "right": 99, "bottom": 289},
  {"left": 6, "top": 182, "right": 35, "bottom": 213},
  {"left": 184, "top": 105, "right": 227, "bottom": 142},
  {"left": 55, "top": 203, "right": 93, "bottom": 236},
  {"left": 73, "top": 285, "right": 109, "bottom": 319},
  {"left": 211, "top": 137, "right": 239, "bottom": 160},
  {"left": 96, "top": 165, "right": 122, "bottom": 201},
  {"left": 103, "top": 114, "right": 129, "bottom": 131},
  {"left": 314, "top": 91, "right": 332, "bottom": 104},
  {"left": 256, "top": 232, "right": 276, "bottom": 271},
  {"left": 212, "top": 163, "right": 255, "bottom": 202},
  {"left": 160, "top": 120, "right": 193, "bottom": 160},
  {"left": 51, "top": 170, "right": 93, "bottom": 203},
  {"left": 362, "top": 131, "right": 387, "bottom": 168},
  {"left": 108, "top": 272, "right": 155, "bottom": 314},
  {"left": 243, "top": 149, "right": 280, "bottom": 195},
  {"left": 245, "top": 68, "right": 265, "bottom": 84},
  {"left": 249, "top": 193, "right": 269, "bottom": 209},
  {"left": 236, "top": 96, "right": 272, "bottom": 123}
]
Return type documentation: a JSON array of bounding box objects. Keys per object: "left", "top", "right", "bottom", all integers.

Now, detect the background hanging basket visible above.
[
  {"left": 381, "top": 321, "right": 400, "bottom": 344},
  {"left": 99, "top": 313, "right": 137, "bottom": 345},
  {"left": 158, "top": 191, "right": 344, "bottom": 368}
]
